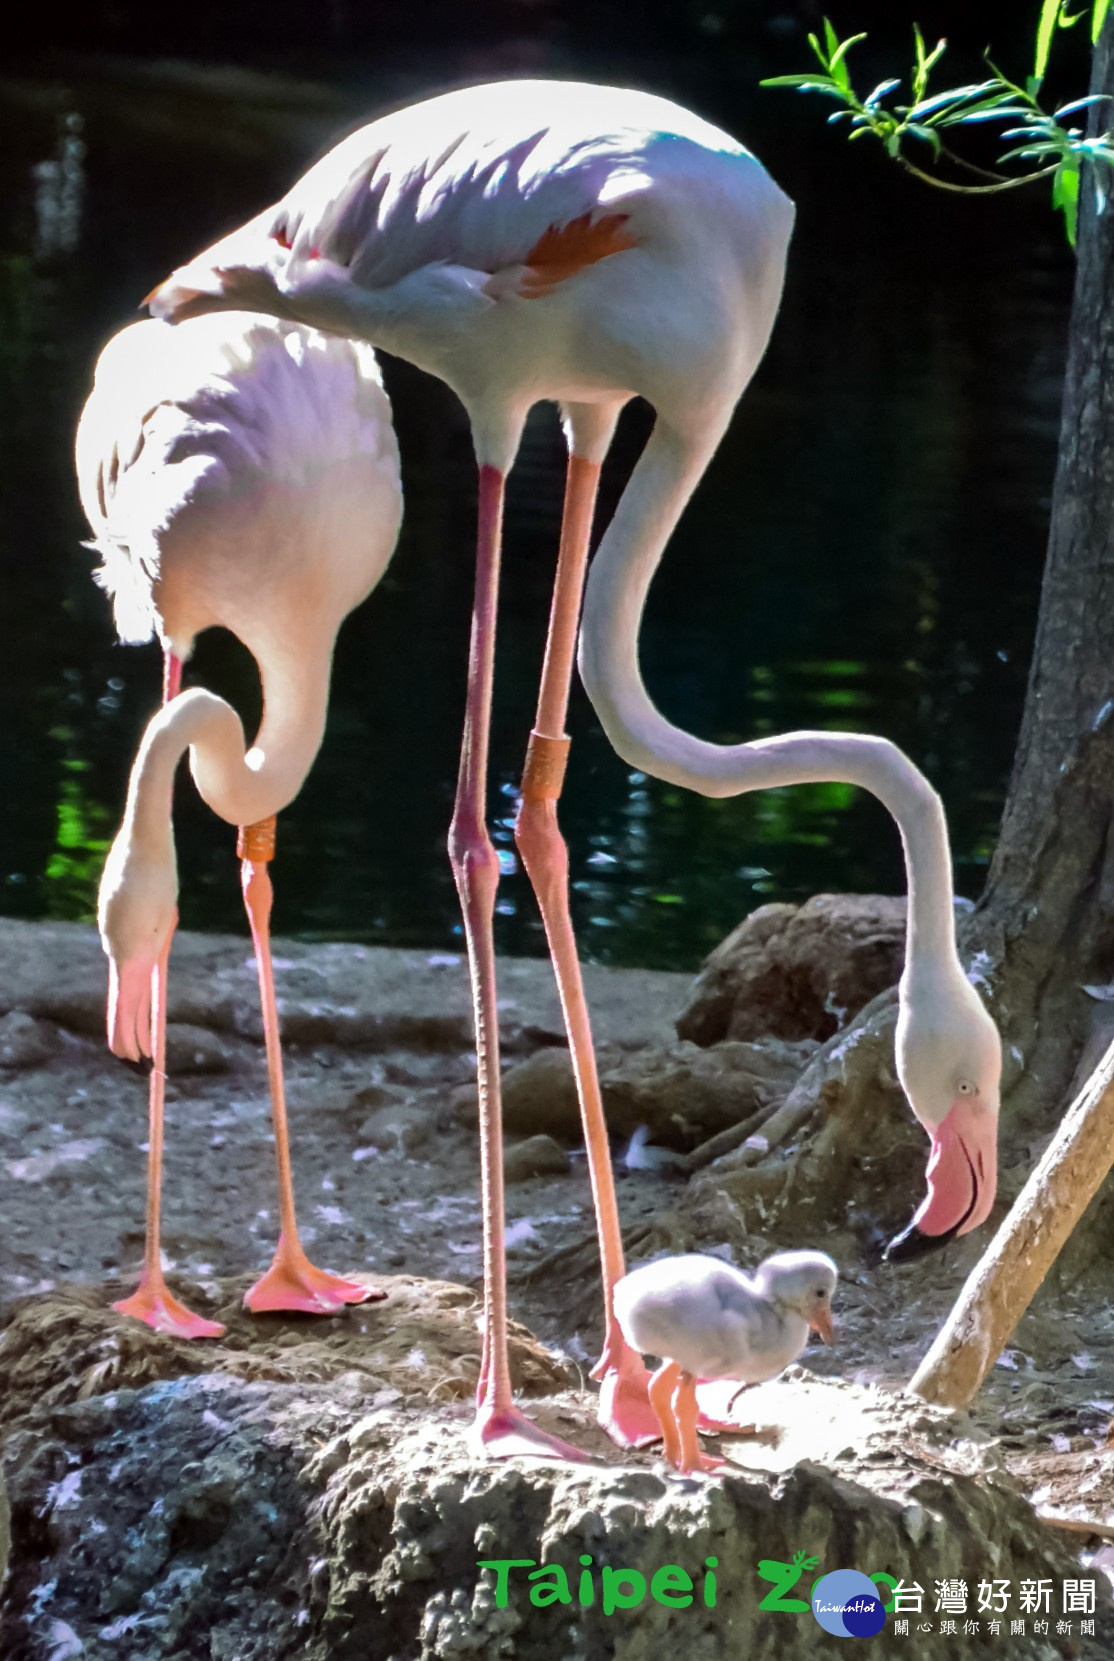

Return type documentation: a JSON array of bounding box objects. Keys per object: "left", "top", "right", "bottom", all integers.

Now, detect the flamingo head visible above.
[
  {"left": 144, "top": 205, "right": 297, "bottom": 325},
  {"left": 97, "top": 826, "right": 179, "bottom": 1064},
  {"left": 885, "top": 974, "right": 1002, "bottom": 1263},
  {"left": 756, "top": 1250, "right": 839, "bottom": 1345}
]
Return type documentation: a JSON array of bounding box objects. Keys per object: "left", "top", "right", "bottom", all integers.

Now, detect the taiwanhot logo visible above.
[{"left": 811, "top": 1570, "right": 887, "bottom": 1638}]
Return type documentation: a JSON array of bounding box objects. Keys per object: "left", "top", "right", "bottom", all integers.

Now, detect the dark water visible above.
[{"left": 0, "top": 47, "right": 1072, "bottom": 971}]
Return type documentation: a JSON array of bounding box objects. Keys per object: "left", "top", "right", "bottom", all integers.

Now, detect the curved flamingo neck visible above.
[
  {"left": 124, "top": 642, "right": 333, "bottom": 844},
  {"left": 578, "top": 419, "right": 963, "bottom": 978}
]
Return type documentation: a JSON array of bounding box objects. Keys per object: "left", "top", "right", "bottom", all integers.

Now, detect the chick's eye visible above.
[
  {"left": 956, "top": 1080, "right": 976, "bottom": 1096},
  {"left": 815, "top": 1288, "right": 827, "bottom": 1299}
]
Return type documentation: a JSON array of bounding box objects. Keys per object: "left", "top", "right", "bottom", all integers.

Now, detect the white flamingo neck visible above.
[
  {"left": 578, "top": 419, "right": 963, "bottom": 975},
  {"left": 125, "top": 648, "right": 332, "bottom": 841}
]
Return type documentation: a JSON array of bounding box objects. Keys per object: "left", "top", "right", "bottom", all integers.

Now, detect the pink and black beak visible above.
[
  {"left": 884, "top": 1097, "right": 998, "bottom": 1263},
  {"left": 811, "top": 1306, "right": 835, "bottom": 1345},
  {"left": 105, "top": 956, "right": 155, "bottom": 1076}
]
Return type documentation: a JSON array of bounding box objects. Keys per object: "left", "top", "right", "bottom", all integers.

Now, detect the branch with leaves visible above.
[{"left": 762, "top": 1, "right": 1114, "bottom": 244}]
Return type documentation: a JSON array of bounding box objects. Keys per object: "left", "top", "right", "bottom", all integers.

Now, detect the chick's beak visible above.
[{"left": 811, "top": 1307, "right": 834, "bottom": 1345}]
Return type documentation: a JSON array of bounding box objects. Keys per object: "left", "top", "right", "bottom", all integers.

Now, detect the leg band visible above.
[
  {"left": 237, "top": 815, "right": 277, "bottom": 863},
  {"left": 522, "top": 731, "right": 571, "bottom": 802}
]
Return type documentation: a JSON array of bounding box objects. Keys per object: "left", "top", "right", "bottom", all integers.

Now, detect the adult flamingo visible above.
[
  {"left": 77, "top": 311, "right": 402, "bottom": 1337},
  {"left": 147, "top": 78, "right": 1001, "bottom": 1458}
]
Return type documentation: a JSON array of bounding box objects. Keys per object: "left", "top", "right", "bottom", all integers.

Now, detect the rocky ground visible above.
[{"left": 1, "top": 909, "right": 1113, "bottom": 1659}]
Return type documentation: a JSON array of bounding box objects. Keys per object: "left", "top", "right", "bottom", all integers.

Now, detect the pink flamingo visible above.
[
  {"left": 146, "top": 79, "right": 1001, "bottom": 1457},
  {"left": 77, "top": 311, "right": 402, "bottom": 1337}
]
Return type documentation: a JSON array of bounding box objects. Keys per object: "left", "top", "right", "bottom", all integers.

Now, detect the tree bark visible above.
[
  {"left": 910, "top": 1032, "right": 1114, "bottom": 1407},
  {"left": 697, "top": 26, "right": 1114, "bottom": 1266},
  {"left": 968, "top": 17, "right": 1114, "bottom": 1147}
]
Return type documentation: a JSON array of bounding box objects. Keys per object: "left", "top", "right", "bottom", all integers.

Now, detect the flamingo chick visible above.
[
  {"left": 614, "top": 1250, "right": 838, "bottom": 1475},
  {"left": 77, "top": 311, "right": 402, "bottom": 1337}
]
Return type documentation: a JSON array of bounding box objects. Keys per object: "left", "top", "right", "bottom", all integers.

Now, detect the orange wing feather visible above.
[{"left": 518, "top": 211, "right": 638, "bottom": 299}]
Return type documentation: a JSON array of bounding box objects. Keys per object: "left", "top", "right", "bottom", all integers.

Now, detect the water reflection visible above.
[
  {"left": 32, "top": 112, "right": 85, "bottom": 258},
  {"left": 0, "top": 54, "right": 1070, "bottom": 970}
]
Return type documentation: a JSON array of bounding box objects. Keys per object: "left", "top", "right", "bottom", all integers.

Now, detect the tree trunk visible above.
[
  {"left": 968, "top": 18, "right": 1114, "bottom": 1154},
  {"left": 687, "top": 25, "right": 1114, "bottom": 1267}
]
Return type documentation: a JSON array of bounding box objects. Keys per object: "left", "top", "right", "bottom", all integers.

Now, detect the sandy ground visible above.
[{"left": 2, "top": 916, "right": 1114, "bottom": 1639}]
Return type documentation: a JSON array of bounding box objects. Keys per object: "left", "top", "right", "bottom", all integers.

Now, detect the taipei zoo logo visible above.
[
  {"left": 759, "top": 1552, "right": 887, "bottom": 1638},
  {"left": 476, "top": 1549, "right": 1098, "bottom": 1639}
]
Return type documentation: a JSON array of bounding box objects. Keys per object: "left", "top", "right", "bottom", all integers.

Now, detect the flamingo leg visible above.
[
  {"left": 240, "top": 816, "right": 383, "bottom": 1315},
  {"left": 113, "top": 651, "right": 225, "bottom": 1341},
  {"left": 673, "top": 1368, "right": 727, "bottom": 1476},
  {"left": 452, "top": 464, "right": 590, "bottom": 1463},
  {"left": 512, "top": 453, "right": 658, "bottom": 1449},
  {"left": 648, "top": 1360, "right": 683, "bottom": 1467}
]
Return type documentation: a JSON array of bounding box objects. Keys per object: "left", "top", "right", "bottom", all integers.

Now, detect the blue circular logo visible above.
[{"left": 811, "top": 1570, "right": 886, "bottom": 1638}]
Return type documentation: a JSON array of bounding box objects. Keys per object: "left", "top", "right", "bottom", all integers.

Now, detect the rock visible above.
[
  {"left": 485, "top": 1038, "right": 816, "bottom": 1148},
  {"left": 0, "top": 1280, "right": 571, "bottom": 1432},
  {"left": 504, "top": 1134, "right": 569, "bottom": 1183},
  {"left": 601, "top": 1038, "right": 818, "bottom": 1146},
  {"left": 356, "top": 1101, "right": 435, "bottom": 1156},
  {"left": 497, "top": 1045, "right": 597, "bottom": 1140},
  {"left": 164, "top": 1023, "right": 235, "bottom": 1074},
  {"left": 0, "top": 1461, "right": 7, "bottom": 1590},
  {"left": 676, "top": 894, "right": 907, "bottom": 1046},
  {"left": 0, "top": 1293, "right": 1095, "bottom": 1661},
  {"left": 348, "top": 1082, "right": 393, "bottom": 1114},
  {"left": 683, "top": 994, "right": 932, "bottom": 1239},
  {"left": 0, "top": 1011, "right": 59, "bottom": 1068}
]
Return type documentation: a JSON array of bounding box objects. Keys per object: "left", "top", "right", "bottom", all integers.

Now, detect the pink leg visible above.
[
  {"left": 114, "top": 651, "right": 224, "bottom": 1340},
  {"left": 648, "top": 1359, "right": 683, "bottom": 1467},
  {"left": 453, "top": 465, "right": 590, "bottom": 1463},
  {"left": 672, "top": 1369, "right": 727, "bottom": 1476},
  {"left": 240, "top": 816, "right": 383, "bottom": 1315},
  {"left": 513, "top": 455, "right": 658, "bottom": 1449}
]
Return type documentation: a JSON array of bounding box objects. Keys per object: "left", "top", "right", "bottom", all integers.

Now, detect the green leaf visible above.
[
  {"left": 864, "top": 78, "right": 901, "bottom": 107},
  {"left": 760, "top": 77, "right": 854, "bottom": 105},
  {"left": 923, "top": 37, "right": 948, "bottom": 76},
  {"left": 939, "top": 103, "right": 1033, "bottom": 128},
  {"left": 807, "top": 31, "right": 830, "bottom": 71},
  {"left": 913, "top": 21, "right": 928, "bottom": 100},
  {"left": 1055, "top": 94, "right": 1112, "bottom": 115},
  {"left": 905, "top": 80, "right": 1003, "bottom": 119},
  {"left": 906, "top": 122, "right": 943, "bottom": 156},
  {"left": 1094, "top": 0, "right": 1112, "bottom": 43},
  {"left": 827, "top": 32, "right": 868, "bottom": 93},
  {"left": 998, "top": 141, "right": 1067, "bottom": 161},
  {"left": 823, "top": 16, "right": 841, "bottom": 59},
  {"left": 1035, "top": 0, "right": 1061, "bottom": 83},
  {"left": 1052, "top": 157, "right": 1081, "bottom": 244},
  {"left": 761, "top": 75, "right": 841, "bottom": 88}
]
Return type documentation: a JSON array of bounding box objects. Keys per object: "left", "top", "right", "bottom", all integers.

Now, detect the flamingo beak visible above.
[
  {"left": 106, "top": 957, "right": 155, "bottom": 1066},
  {"left": 811, "top": 1307, "right": 834, "bottom": 1345},
  {"left": 884, "top": 1097, "right": 998, "bottom": 1263}
]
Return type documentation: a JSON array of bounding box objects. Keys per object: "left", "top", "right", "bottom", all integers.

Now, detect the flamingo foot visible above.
[
  {"left": 675, "top": 1447, "right": 729, "bottom": 1477},
  {"left": 473, "top": 1402, "right": 595, "bottom": 1464},
  {"left": 594, "top": 1356, "right": 662, "bottom": 1449},
  {"left": 113, "top": 1276, "right": 225, "bottom": 1341},
  {"left": 245, "top": 1245, "right": 384, "bottom": 1315}
]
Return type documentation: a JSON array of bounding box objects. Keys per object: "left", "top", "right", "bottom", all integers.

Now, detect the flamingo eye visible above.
[{"left": 956, "top": 1079, "right": 976, "bottom": 1096}]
